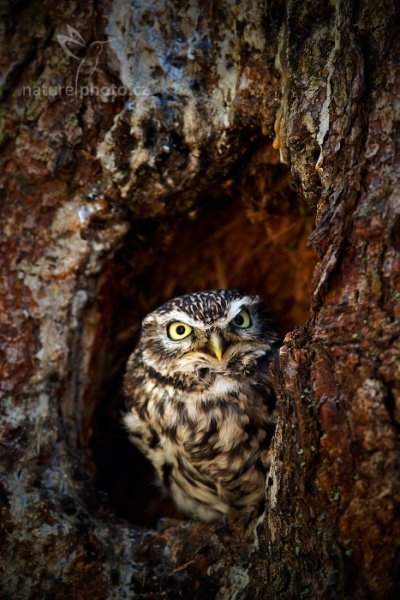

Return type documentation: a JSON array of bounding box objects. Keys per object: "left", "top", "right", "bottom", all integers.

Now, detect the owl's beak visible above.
[{"left": 208, "top": 332, "right": 224, "bottom": 361}]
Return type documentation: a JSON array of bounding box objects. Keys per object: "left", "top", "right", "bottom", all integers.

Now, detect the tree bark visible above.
[{"left": 0, "top": 1, "right": 399, "bottom": 599}]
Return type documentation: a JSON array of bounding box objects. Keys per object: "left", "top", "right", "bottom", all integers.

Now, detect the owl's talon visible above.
[
  {"left": 156, "top": 517, "right": 184, "bottom": 531},
  {"left": 226, "top": 507, "right": 243, "bottom": 527}
]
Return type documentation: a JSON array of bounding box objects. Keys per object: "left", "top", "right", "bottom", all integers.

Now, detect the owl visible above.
[{"left": 123, "top": 289, "right": 280, "bottom": 522}]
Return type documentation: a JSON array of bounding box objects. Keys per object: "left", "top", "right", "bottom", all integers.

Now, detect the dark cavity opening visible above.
[{"left": 89, "top": 142, "right": 317, "bottom": 527}]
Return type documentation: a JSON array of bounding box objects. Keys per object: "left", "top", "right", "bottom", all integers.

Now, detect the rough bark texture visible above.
[{"left": 0, "top": 1, "right": 399, "bottom": 599}]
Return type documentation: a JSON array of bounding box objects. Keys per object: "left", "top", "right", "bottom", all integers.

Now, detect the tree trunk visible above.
[{"left": 0, "top": 1, "right": 399, "bottom": 599}]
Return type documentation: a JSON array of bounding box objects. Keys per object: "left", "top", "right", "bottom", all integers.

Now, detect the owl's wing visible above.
[{"left": 123, "top": 407, "right": 153, "bottom": 457}]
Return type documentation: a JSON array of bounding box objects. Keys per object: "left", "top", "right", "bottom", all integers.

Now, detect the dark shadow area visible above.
[{"left": 89, "top": 143, "right": 317, "bottom": 527}]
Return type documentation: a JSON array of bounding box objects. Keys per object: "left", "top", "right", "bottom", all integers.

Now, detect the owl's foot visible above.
[
  {"left": 225, "top": 507, "right": 244, "bottom": 527},
  {"left": 156, "top": 517, "right": 184, "bottom": 531},
  {"left": 223, "top": 505, "right": 263, "bottom": 536}
]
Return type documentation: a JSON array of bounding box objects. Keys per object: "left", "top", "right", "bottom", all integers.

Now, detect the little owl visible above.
[{"left": 123, "top": 289, "right": 280, "bottom": 522}]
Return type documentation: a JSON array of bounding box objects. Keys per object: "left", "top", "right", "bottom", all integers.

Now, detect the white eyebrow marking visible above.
[
  {"left": 144, "top": 296, "right": 256, "bottom": 330},
  {"left": 212, "top": 297, "right": 254, "bottom": 327},
  {"left": 147, "top": 310, "right": 209, "bottom": 329}
]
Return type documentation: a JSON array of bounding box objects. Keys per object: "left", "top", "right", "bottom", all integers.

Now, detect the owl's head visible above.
[{"left": 139, "top": 290, "right": 279, "bottom": 378}]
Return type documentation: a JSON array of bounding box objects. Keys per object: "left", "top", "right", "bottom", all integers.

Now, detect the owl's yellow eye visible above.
[
  {"left": 232, "top": 309, "right": 251, "bottom": 329},
  {"left": 168, "top": 322, "right": 193, "bottom": 340}
]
